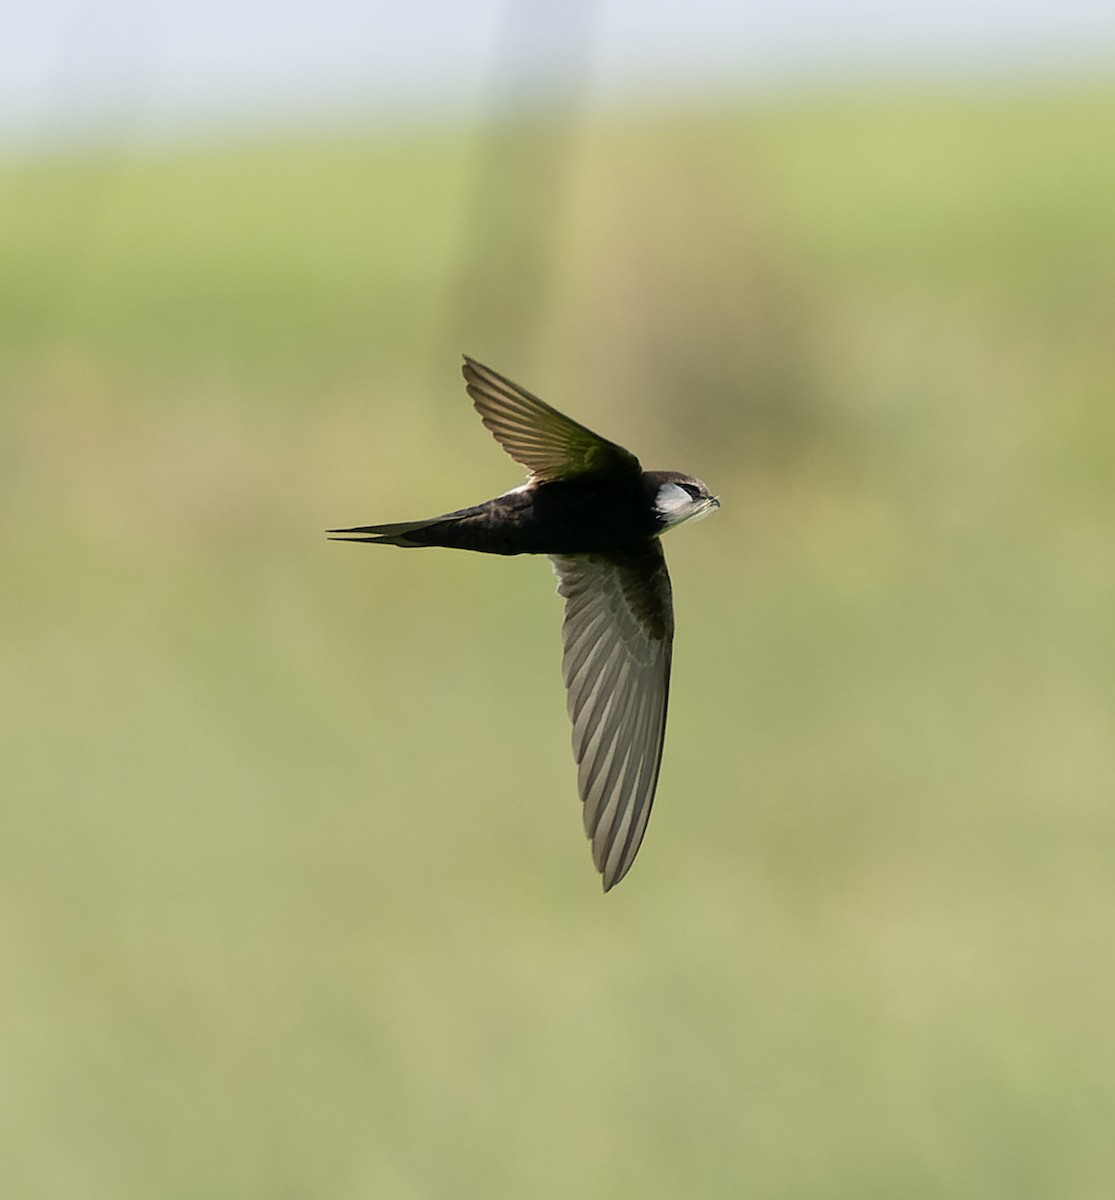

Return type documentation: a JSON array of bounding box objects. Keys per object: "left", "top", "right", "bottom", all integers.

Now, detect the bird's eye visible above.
[{"left": 680, "top": 483, "right": 701, "bottom": 500}]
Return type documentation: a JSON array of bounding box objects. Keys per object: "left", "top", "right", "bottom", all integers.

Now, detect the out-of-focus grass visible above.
[{"left": 1, "top": 84, "right": 1114, "bottom": 1199}]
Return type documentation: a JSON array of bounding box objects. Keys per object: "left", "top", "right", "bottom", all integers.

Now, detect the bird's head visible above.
[{"left": 647, "top": 471, "right": 720, "bottom": 532}]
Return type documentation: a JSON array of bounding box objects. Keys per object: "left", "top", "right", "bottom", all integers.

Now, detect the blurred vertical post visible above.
[{"left": 443, "top": 0, "right": 597, "bottom": 372}]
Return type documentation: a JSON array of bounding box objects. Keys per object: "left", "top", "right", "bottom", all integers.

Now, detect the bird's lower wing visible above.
[{"left": 549, "top": 544, "right": 674, "bottom": 891}]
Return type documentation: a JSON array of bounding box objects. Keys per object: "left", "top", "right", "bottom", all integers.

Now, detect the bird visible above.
[{"left": 330, "top": 356, "right": 719, "bottom": 890}]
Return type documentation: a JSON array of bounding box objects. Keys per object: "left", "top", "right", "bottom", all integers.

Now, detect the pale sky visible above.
[{"left": 2, "top": 0, "right": 1114, "bottom": 146}]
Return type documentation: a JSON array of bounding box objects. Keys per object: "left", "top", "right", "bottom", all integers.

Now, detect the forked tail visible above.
[
  {"left": 329, "top": 492, "right": 533, "bottom": 555},
  {"left": 327, "top": 516, "right": 453, "bottom": 548}
]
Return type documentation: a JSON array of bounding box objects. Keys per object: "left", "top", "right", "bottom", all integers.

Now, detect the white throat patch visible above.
[{"left": 655, "top": 482, "right": 698, "bottom": 527}]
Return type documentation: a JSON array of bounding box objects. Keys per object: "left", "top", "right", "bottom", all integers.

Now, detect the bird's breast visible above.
[{"left": 512, "top": 476, "right": 658, "bottom": 554}]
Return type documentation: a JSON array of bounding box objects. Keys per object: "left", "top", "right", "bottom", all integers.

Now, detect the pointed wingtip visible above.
[
  {"left": 600, "top": 862, "right": 628, "bottom": 893},
  {"left": 461, "top": 355, "right": 491, "bottom": 388}
]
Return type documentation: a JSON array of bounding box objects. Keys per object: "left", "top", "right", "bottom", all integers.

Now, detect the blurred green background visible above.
[{"left": 2, "top": 67, "right": 1115, "bottom": 1199}]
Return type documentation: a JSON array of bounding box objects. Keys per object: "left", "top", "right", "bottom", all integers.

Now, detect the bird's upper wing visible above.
[
  {"left": 550, "top": 543, "right": 674, "bottom": 891},
  {"left": 462, "top": 356, "right": 641, "bottom": 481}
]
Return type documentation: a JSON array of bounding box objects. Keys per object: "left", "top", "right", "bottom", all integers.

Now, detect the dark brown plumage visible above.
[{"left": 330, "top": 356, "right": 718, "bottom": 890}]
